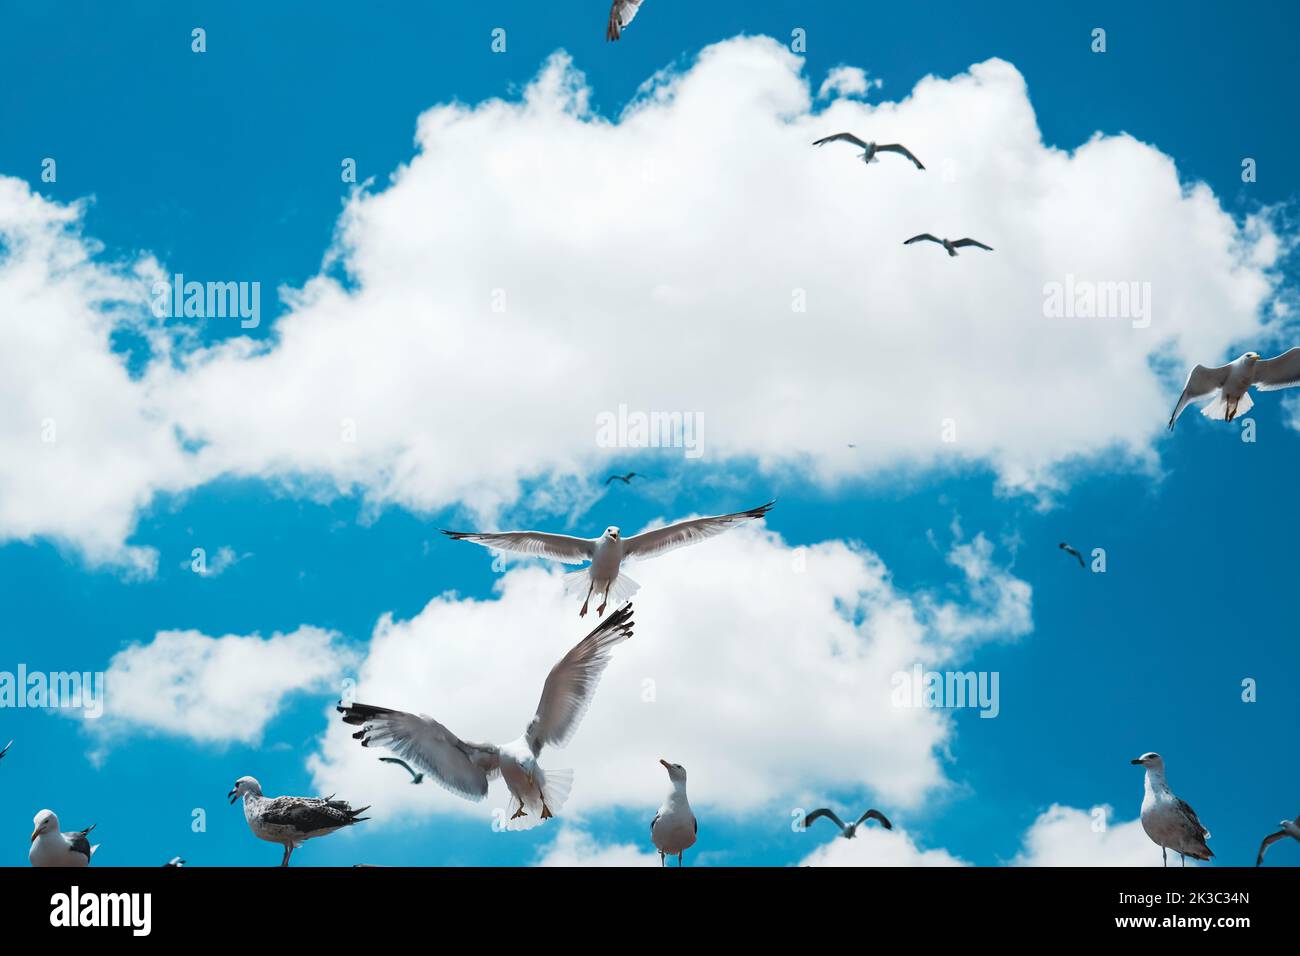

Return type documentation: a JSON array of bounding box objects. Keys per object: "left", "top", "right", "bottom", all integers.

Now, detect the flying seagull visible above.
[
  {"left": 802, "top": 807, "right": 893, "bottom": 839},
  {"left": 340, "top": 605, "right": 635, "bottom": 830},
  {"left": 604, "top": 472, "right": 644, "bottom": 486},
  {"left": 1131, "top": 753, "right": 1212, "bottom": 866},
  {"left": 379, "top": 756, "right": 424, "bottom": 784},
  {"left": 1167, "top": 349, "right": 1300, "bottom": 429},
  {"left": 606, "top": 0, "right": 644, "bottom": 41},
  {"left": 443, "top": 500, "right": 774, "bottom": 617},
  {"left": 29, "top": 811, "right": 98, "bottom": 867},
  {"left": 1256, "top": 815, "right": 1300, "bottom": 866},
  {"left": 651, "top": 759, "right": 697, "bottom": 867},
  {"left": 812, "top": 133, "right": 925, "bottom": 169},
  {"left": 228, "top": 776, "right": 369, "bottom": 866},
  {"left": 904, "top": 234, "right": 993, "bottom": 257},
  {"left": 1058, "top": 542, "right": 1086, "bottom": 569},
  {"left": 163, "top": 856, "right": 185, "bottom": 867}
]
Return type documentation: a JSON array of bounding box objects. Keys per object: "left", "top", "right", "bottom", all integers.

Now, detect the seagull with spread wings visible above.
[
  {"left": 442, "top": 500, "right": 774, "bottom": 617},
  {"left": 1256, "top": 815, "right": 1300, "bottom": 866},
  {"left": 1131, "top": 752, "right": 1212, "bottom": 866},
  {"left": 606, "top": 0, "right": 645, "bottom": 41},
  {"left": 604, "top": 471, "right": 644, "bottom": 486},
  {"left": 802, "top": 807, "right": 893, "bottom": 839},
  {"left": 904, "top": 234, "right": 994, "bottom": 257},
  {"left": 1167, "top": 349, "right": 1300, "bottom": 429},
  {"left": 1058, "top": 542, "right": 1086, "bottom": 569},
  {"left": 339, "top": 605, "right": 635, "bottom": 830},
  {"left": 812, "top": 132, "right": 925, "bottom": 169}
]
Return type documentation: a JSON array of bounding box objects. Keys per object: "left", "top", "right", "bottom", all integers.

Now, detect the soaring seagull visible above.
[
  {"left": 651, "top": 759, "right": 697, "bottom": 867},
  {"left": 29, "top": 811, "right": 98, "bottom": 867},
  {"left": 606, "top": 0, "right": 645, "bottom": 41},
  {"left": 228, "top": 777, "right": 369, "bottom": 866},
  {"left": 1058, "top": 542, "right": 1086, "bottom": 569},
  {"left": 904, "top": 234, "right": 993, "bottom": 257},
  {"left": 340, "top": 606, "right": 635, "bottom": 830},
  {"left": 379, "top": 756, "right": 424, "bottom": 784},
  {"left": 604, "top": 471, "right": 644, "bottom": 486},
  {"left": 1131, "top": 753, "right": 1212, "bottom": 866},
  {"left": 443, "top": 500, "right": 774, "bottom": 617},
  {"left": 803, "top": 807, "right": 893, "bottom": 839},
  {"left": 812, "top": 132, "right": 925, "bottom": 169},
  {"left": 1256, "top": 815, "right": 1300, "bottom": 866},
  {"left": 1167, "top": 348, "right": 1300, "bottom": 429}
]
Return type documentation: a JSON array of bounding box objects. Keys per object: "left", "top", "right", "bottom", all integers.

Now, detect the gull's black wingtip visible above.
[{"left": 440, "top": 529, "right": 471, "bottom": 540}]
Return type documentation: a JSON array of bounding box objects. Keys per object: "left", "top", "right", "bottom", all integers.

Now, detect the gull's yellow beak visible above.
[{"left": 29, "top": 828, "right": 39, "bottom": 843}]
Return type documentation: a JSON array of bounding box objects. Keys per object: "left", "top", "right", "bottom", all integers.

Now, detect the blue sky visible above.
[{"left": 1, "top": 1, "right": 1298, "bottom": 867}]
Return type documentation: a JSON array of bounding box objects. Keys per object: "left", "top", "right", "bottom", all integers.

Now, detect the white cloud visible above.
[
  {"left": 95, "top": 627, "right": 354, "bottom": 745},
  {"left": 1011, "top": 803, "right": 1175, "bottom": 866},
  {"left": 534, "top": 826, "right": 661, "bottom": 866},
  {"left": 798, "top": 825, "right": 969, "bottom": 866},
  {"left": 308, "top": 522, "right": 1030, "bottom": 827},
  {"left": 0, "top": 37, "right": 1286, "bottom": 565},
  {"left": 818, "top": 65, "right": 881, "bottom": 99}
]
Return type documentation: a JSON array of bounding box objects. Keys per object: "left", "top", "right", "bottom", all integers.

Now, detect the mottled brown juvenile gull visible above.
[{"left": 228, "top": 776, "right": 368, "bottom": 866}]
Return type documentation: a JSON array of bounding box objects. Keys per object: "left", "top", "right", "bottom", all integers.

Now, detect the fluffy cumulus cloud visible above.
[
  {"left": 817, "top": 65, "right": 881, "bottom": 99},
  {"left": 0, "top": 37, "right": 1286, "bottom": 566},
  {"left": 93, "top": 627, "right": 354, "bottom": 745},
  {"left": 1011, "top": 803, "right": 1169, "bottom": 867},
  {"left": 534, "top": 826, "right": 661, "bottom": 866},
  {"left": 308, "top": 522, "right": 1030, "bottom": 827}
]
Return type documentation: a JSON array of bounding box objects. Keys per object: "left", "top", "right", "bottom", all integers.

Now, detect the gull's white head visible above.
[
  {"left": 228, "top": 776, "right": 262, "bottom": 804},
  {"left": 1245, "top": 351, "right": 1262, "bottom": 362},
  {"left": 1130, "top": 752, "right": 1164, "bottom": 771},
  {"left": 604, "top": 526, "right": 621, "bottom": 541},
  {"left": 31, "top": 809, "right": 58, "bottom": 842},
  {"left": 660, "top": 758, "right": 687, "bottom": 784}
]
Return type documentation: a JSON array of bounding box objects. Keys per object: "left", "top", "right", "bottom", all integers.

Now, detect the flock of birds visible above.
[{"left": 10, "top": 0, "right": 1300, "bottom": 872}]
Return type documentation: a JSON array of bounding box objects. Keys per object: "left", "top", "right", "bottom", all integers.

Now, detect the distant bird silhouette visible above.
[
  {"left": 803, "top": 808, "right": 892, "bottom": 839},
  {"left": 1256, "top": 815, "right": 1300, "bottom": 866},
  {"left": 904, "top": 234, "right": 993, "bottom": 257},
  {"left": 0, "top": 740, "right": 11, "bottom": 762},
  {"left": 1058, "top": 542, "right": 1086, "bottom": 569},
  {"left": 379, "top": 756, "right": 424, "bottom": 784},
  {"left": 604, "top": 472, "right": 644, "bottom": 486},
  {"left": 813, "top": 133, "right": 925, "bottom": 169},
  {"left": 163, "top": 856, "right": 185, "bottom": 867}
]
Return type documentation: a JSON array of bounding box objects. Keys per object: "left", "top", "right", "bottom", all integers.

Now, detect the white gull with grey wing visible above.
[{"left": 1168, "top": 348, "right": 1300, "bottom": 429}]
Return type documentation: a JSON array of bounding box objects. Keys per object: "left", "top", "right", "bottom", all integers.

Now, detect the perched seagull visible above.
[
  {"left": 228, "top": 777, "right": 369, "bottom": 866},
  {"left": 604, "top": 471, "right": 644, "bottom": 486},
  {"left": 606, "top": 0, "right": 644, "bottom": 41},
  {"left": 163, "top": 857, "right": 185, "bottom": 867},
  {"left": 1167, "top": 349, "right": 1300, "bottom": 430},
  {"left": 29, "top": 811, "right": 98, "bottom": 867},
  {"left": 0, "top": 740, "right": 11, "bottom": 762},
  {"left": 340, "top": 606, "right": 635, "bottom": 830},
  {"left": 1256, "top": 815, "right": 1300, "bottom": 866},
  {"left": 803, "top": 807, "right": 893, "bottom": 839},
  {"left": 1131, "top": 753, "right": 1212, "bottom": 866},
  {"left": 379, "top": 756, "right": 424, "bottom": 784},
  {"left": 443, "top": 500, "right": 774, "bottom": 617},
  {"left": 651, "top": 759, "right": 697, "bottom": 867},
  {"left": 1058, "top": 542, "right": 1086, "bottom": 569},
  {"left": 904, "top": 234, "right": 993, "bottom": 257},
  {"left": 812, "top": 133, "right": 925, "bottom": 169}
]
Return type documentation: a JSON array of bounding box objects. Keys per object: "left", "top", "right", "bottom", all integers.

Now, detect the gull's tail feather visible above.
[
  {"left": 601, "top": 572, "right": 639, "bottom": 610},
  {"left": 562, "top": 567, "right": 593, "bottom": 598},
  {"left": 1200, "top": 391, "right": 1253, "bottom": 421},
  {"left": 540, "top": 768, "right": 574, "bottom": 815}
]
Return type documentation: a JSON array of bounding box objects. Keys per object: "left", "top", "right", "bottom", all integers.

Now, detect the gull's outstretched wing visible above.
[
  {"left": 0, "top": 740, "right": 11, "bottom": 760},
  {"left": 440, "top": 529, "right": 595, "bottom": 565},
  {"left": 813, "top": 132, "right": 870, "bottom": 150},
  {"left": 525, "top": 604, "right": 635, "bottom": 756},
  {"left": 856, "top": 809, "right": 893, "bottom": 829},
  {"left": 803, "top": 809, "right": 847, "bottom": 832},
  {"left": 951, "top": 238, "right": 993, "bottom": 251},
  {"left": 622, "top": 501, "right": 775, "bottom": 561},
  {"left": 876, "top": 143, "right": 925, "bottom": 169},
  {"left": 1256, "top": 830, "right": 1289, "bottom": 866},
  {"left": 1252, "top": 347, "right": 1300, "bottom": 391},
  {"left": 1168, "top": 363, "right": 1232, "bottom": 430},
  {"left": 606, "top": 0, "right": 643, "bottom": 41},
  {"left": 339, "top": 702, "right": 500, "bottom": 800},
  {"left": 904, "top": 234, "right": 942, "bottom": 246}
]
